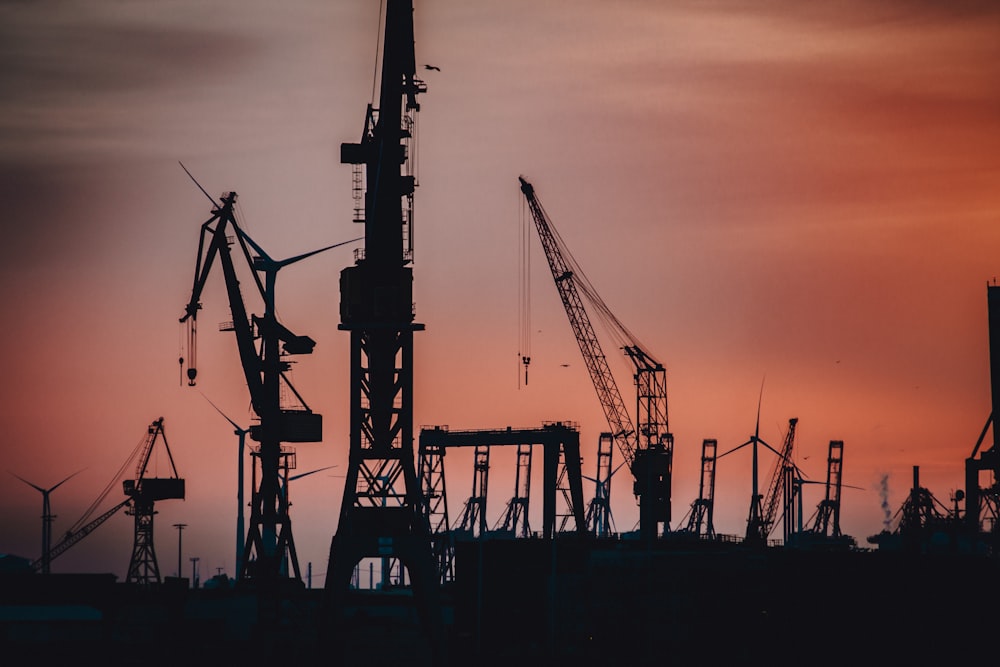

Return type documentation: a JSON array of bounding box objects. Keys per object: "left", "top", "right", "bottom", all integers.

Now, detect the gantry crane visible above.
[
  {"left": 124, "top": 417, "right": 185, "bottom": 587},
  {"left": 584, "top": 433, "right": 618, "bottom": 537},
  {"left": 518, "top": 176, "right": 671, "bottom": 540},
  {"left": 180, "top": 189, "right": 340, "bottom": 596},
  {"left": 792, "top": 440, "right": 859, "bottom": 549},
  {"left": 808, "top": 439, "right": 843, "bottom": 539},
  {"left": 495, "top": 444, "right": 533, "bottom": 538},
  {"left": 456, "top": 445, "right": 491, "bottom": 538},
  {"left": 679, "top": 439, "right": 718, "bottom": 538}
]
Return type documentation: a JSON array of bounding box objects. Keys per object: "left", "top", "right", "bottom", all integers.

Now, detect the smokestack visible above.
[{"left": 913, "top": 465, "right": 920, "bottom": 491}]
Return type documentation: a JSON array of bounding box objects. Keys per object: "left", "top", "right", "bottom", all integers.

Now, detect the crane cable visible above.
[
  {"left": 538, "top": 199, "right": 656, "bottom": 364},
  {"left": 68, "top": 432, "right": 146, "bottom": 534},
  {"left": 518, "top": 195, "right": 531, "bottom": 387}
]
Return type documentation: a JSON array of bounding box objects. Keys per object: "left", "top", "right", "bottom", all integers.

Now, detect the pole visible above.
[{"left": 173, "top": 523, "right": 187, "bottom": 578}]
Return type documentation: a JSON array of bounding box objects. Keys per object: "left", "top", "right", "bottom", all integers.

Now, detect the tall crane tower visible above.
[
  {"left": 324, "top": 0, "right": 444, "bottom": 654},
  {"left": 518, "top": 176, "right": 672, "bottom": 540}
]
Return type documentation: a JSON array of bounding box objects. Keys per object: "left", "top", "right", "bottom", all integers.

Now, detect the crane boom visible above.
[
  {"left": 180, "top": 192, "right": 264, "bottom": 405},
  {"left": 760, "top": 417, "right": 797, "bottom": 539},
  {"left": 518, "top": 176, "right": 637, "bottom": 468},
  {"left": 519, "top": 176, "right": 672, "bottom": 539},
  {"left": 31, "top": 499, "right": 130, "bottom": 572}
]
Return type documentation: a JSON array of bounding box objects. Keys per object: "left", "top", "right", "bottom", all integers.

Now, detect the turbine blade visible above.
[
  {"left": 276, "top": 237, "right": 364, "bottom": 268},
  {"left": 49, "top": 468, "right": 85, "bottom": 493},
  {"left": 754, "top": 378, "right": 765, "bottom": 441},
  {"left": 9, "top": 471, "right": 45, "bottom": 493},
  {"left": 201, "top": 392, "right": 242, "bottom": 431},
  {"left": 288, "top": 465, "right": 337, "bottom": 482},
  {"left": 718, "top": 440, "right": 753, "bottom": 459}
]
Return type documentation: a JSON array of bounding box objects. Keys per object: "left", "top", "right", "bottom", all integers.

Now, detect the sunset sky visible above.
[{"left": 2, "top": 0, "right": 999, "bottom": 582}]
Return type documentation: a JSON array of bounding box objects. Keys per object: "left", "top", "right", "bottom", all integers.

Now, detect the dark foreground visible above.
[{"left": 3, "top": 537, "right": 999, "bottom": 666}]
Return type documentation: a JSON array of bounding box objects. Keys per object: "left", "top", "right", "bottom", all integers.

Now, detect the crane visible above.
[
  {"left": 518, "top": 176, "right": 672, "bottom": 540},
  {"left": 179, "top": 189, "right": 349, "bottom": 592},
  {"left": 678, "top": 438, "right": 718, "bottom": 538},
  {"left": 35, "top": 499, "right": 130, "bottom": 572},
  {"left": 25, "top": 418, "right": 182, "bottom": 574},
  {"left": 758, "top": 417, "right": 798, "bottom": 543},
  {"left": 584, "top": 433, "right": 619, "bottom": 537},
  {"left": 124, "top": 417, "right": 185, "bottom": 587}
]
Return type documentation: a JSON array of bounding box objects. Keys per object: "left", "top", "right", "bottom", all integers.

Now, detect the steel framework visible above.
[
  {"left": 681, "top": 439, "right": 718, "bottom": 538},
  {"left": 324, "top": 1, "right": 443, "bottom": 652},
  {"left": 495, "top": 443, "right": 533, "bottom": 538},
  {"left": 584, "top": 433, "right": 616, "bottom": 537},
  {"left": 124, "top": 418, "right": 185, "bottom": 587},
  {"left": 518, "top": 176, "right": 671, "bottom": 540}
]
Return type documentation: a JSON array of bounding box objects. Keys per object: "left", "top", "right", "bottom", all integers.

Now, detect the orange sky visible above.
[{"left": 2, "top": 0, "right": 999, "bottom": 581}]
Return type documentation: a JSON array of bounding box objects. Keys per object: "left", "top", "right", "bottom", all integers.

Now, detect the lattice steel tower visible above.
[{"left": 324, "top": 0, "right": 443, "bottom": 653}]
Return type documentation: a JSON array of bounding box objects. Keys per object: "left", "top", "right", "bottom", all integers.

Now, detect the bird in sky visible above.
[{"left": 424, "top": 64, "right": 441, "bottom": 71}]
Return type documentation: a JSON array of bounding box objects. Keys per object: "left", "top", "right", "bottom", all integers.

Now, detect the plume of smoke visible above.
[{"left": 879, "top": 473, "right": 892, "bottom": 530}]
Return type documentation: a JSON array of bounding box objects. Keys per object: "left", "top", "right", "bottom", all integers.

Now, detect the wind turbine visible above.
[
  {"left": 202, "top": 393, "right": 251, "bottom": 578},
  {"left": 10, "top": 469, "right": 84, "bottom": 574},
  {"left": 718, "top": 388, "right": 787, "bottom": 545},
  {"left": 583, "top": 461, "right": 626, "bottom": 538}
]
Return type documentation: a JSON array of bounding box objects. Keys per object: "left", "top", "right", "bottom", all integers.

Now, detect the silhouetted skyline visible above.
[{"left": 2, "top": 0, "right": 999, "bottom": 579}]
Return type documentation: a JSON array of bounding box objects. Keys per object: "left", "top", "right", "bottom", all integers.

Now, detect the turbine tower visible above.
[
  {"left": 202, "top": 394, "right": 250, "bottom": 578},
  {"left": 10, "top": 470, "right": 82, "bottom": 574}
]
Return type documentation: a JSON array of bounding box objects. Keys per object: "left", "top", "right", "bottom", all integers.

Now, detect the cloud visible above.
[{"left": 0, "top": 2, "right": 268, "bottom": 165}]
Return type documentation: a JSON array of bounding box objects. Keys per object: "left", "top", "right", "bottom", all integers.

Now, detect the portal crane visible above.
[
  {"left": 518, "top": 176, "right": 671, "bottom": 540},
  {"left": 495, "top": 443, "right": 533, "bottom": 537},
  {"left": 584, "top": 433, "right": 618, "bottom": 537},
  {"left": 809, "top": 439, "right": 843, "bottom": 538},
  {"left": 124, "top": 417, "right": 185, "bottom": 587},
  {"left": 679, "top": 439, "right": 718, "bottom": 538},
  {"left": 180, "top": 190, "right": 338, "bottom": 595}
]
